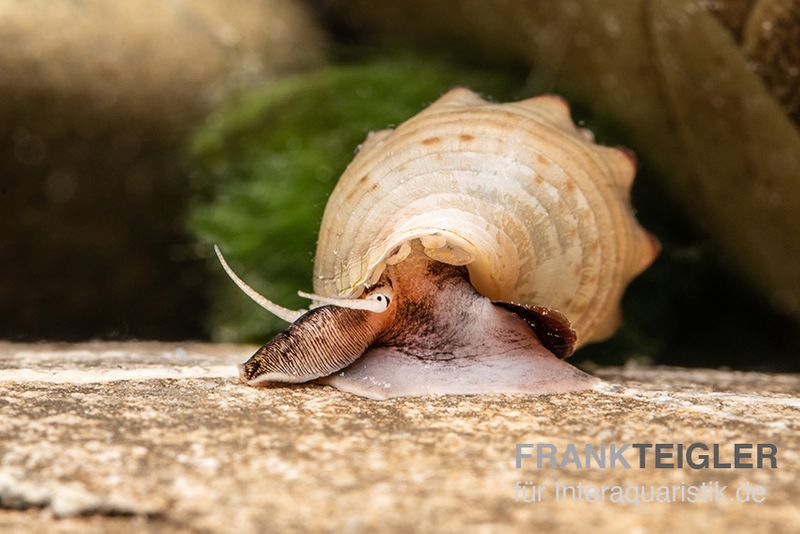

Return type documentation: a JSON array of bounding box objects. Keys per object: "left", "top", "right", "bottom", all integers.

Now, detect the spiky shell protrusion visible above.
[{"left": 314, "top": 88, "right": 658, "bottom": 346}]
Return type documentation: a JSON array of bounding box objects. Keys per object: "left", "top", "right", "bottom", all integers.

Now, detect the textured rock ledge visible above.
[{"left": 0, "top": 342, "right": 798, "bottom": 533}]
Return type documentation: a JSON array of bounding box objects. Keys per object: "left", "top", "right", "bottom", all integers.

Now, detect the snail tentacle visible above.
[
  {"left": 213, "top": 245, "right": 306, "bottom": 323},
  {"left": 297, "top": 290, "right": 392, "bottom": 313}
]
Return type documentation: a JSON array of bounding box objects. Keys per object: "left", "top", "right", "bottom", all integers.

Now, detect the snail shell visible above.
[
  {"left": 222, "top": 87, "right": 660, "bottom": 398},
  {"left": 314, "top": 88, "right": 658, "bottom": 346}
]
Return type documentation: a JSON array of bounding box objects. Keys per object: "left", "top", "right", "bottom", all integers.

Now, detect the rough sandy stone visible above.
[{"left": 0, "top": 342, "right": 798, "bottom": 533}]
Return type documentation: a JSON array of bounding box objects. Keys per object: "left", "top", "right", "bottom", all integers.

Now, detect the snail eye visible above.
[{"left": 369, "top": 292, "right": 391, "bottom": 311}]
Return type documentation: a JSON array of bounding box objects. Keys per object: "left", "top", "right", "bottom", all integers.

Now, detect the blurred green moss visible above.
[{"left": 187, "top": 58, "right": 523, "bottom": 342}]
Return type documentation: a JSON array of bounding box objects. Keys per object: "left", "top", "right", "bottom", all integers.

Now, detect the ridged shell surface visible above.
[{"left": 314, "top": 88, "right": 658, "bottom": 345}]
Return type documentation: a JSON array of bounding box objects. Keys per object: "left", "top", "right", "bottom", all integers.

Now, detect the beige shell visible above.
[{"left": 313, "top": 88, "right": 658, "bottom": 346}]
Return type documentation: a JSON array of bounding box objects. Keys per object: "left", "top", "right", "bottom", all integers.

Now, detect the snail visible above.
[{"left": 215, "top": 88, "right": 659, "bottom": 399}]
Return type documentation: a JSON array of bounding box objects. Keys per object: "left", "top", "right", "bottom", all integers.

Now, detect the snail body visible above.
[{"left": 219, "top": 88, "right": 658, "bottom": 399}]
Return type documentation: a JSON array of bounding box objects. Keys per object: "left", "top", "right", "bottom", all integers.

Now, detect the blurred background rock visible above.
[
  {"left": 0, "top": 0, "right": 324, "bottom": 339},
  {"left": 3, "top": 0, "right": 799, "bottom": 370}
]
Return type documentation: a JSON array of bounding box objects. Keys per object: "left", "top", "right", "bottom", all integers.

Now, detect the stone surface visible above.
[{"left": 0, "top": 342, "right": 798, "bottom": 532}]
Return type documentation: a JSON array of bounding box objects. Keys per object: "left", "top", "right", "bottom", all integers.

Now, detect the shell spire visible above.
[{"left": 314, "top": 88, "right": 658, "bottom": 346}]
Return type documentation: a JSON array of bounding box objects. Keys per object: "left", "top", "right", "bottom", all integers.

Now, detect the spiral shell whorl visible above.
[{"left": 314, "top": 88, "right": 657, "bottom": 346}]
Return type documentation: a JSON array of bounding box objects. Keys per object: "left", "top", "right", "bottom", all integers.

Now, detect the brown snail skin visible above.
[{"left": 217, "top": 88, "right": 659, "bottom": 400}]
